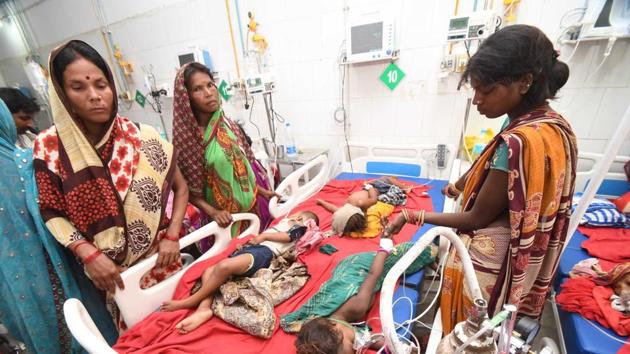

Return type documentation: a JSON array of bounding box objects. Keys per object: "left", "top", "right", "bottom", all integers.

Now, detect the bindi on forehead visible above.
[{"left": 86, "top": 76, "right": 90, "bottom": 80}]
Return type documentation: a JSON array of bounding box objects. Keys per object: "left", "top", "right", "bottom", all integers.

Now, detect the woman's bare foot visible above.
[
  {"left": 161, "top": 299, "right": 191, "bottom": 312},
  {"left": 175, "top": 308, "right": 214, "bottom": 334}
]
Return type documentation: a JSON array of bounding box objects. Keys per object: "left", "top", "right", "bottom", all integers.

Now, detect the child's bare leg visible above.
[
  {"left": 161, "top": 254, "right": 252, "bottom": 311},
  {"left": 175, "top": 297, "right": 214, "bottom": 334}
]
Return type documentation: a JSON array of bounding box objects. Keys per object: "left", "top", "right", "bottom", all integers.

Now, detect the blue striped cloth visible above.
[{"left": 573, "top": 193, "right": 629, "bottom": 228}]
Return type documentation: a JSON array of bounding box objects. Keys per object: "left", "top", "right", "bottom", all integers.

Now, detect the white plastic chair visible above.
[
  {"left": 269, "top": 154, "right": 329, "bottom": 218},
  {"left": 63, "top": 298, "right": 117, "bottom": 354},
  {"left": 63, "top": 213, "right": 260, "bottom": 352}
]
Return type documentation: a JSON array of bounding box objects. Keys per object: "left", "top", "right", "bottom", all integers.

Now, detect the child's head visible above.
[
  {"left": 295, "top": 318, "right": 354, "bottom": 354},
  {"left": 292, "top": 211, "right": 320, "bottom": 226},
  {"left": 343, "top": 213, "right": 366, "bottom": 235},
  {"left": 331, "top": 204, "right": 366, "bottom": 236},
  {"left": 612, "top": 268, "right": 630, "bottom": 300}
]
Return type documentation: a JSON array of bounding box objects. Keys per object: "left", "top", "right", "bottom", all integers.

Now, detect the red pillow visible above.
[{"left": 613, "top": 191, "right": 630, "bottom": 213}]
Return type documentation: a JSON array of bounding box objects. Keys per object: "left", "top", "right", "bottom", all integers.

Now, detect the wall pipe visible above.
[
  {"left": 234, "top": 0, "right": 247, "bottom": 56},
  {"left": 224, "top": 0, "right": 242, "bottom": 80}
]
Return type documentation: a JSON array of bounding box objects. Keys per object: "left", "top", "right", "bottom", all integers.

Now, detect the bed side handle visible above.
[
  {"left": 63, "top": 298, "right": 117, "bottom": 354},
  {"left": 269, "top": 154, "right": 329, "bottom": 218},
  {"left": 114, "top": 213, "right": 260, "bottom": 328}
]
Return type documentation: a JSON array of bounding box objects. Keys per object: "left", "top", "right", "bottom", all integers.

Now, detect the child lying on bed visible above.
[
  {"left": 281, "top": 217, "right": 436, "bottom": 353},
  {"left": 316, "top": 176, "right": 409, "bottom": 238},
  {"left": 160, "top": 210, "right": 320, "bottom": 333},
  {"left": 285, "top": 234, "right": 435, "bottom": 354}
]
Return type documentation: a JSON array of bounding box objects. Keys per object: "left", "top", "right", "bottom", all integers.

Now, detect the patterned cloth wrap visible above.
[
  {"left": 190, "top": 253, "right": 309, "bottom": 338},
  {"left": 440, "top": 105, "right": 578, "bottom": 334},
  {"left": 280, "top": 242, "right": 437, "bottom": 332},
  {"left": 371, "top": 179, "right": 407, "bottom": 206}
]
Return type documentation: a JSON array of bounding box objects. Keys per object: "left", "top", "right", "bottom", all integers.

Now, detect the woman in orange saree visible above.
[{"left": 386, "top": 25, "right": 577, "bottom": 333}]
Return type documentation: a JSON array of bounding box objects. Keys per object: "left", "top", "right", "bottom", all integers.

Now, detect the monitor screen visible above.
[
  {"left": 449, "top": 17, "right": 469, "bottom": 31},
  {"left": 351, "top": 22, "right": 383, "bottom": 55},
  {"left": 178, "top": 53, "right": 195, "bottom": 67}
]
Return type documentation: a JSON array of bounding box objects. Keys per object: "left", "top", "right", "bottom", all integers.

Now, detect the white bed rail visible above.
[
  {"left": 566, "top": 104, "right": 630, "bottom": 250},
  {"left": 380, "top": 227, "right": 482, "bottom": 354},
  {"left": 269, "top": 154, "right": 329, "bottom": 218},
  {"left": 575, "top": 152, "right": 628, "bottom": 196},
  {"left": 115, "top": 213, "right": 260, "bottom": 328},
  {"left": 340, "top": 142, "right": 456, "bottom": 179}
]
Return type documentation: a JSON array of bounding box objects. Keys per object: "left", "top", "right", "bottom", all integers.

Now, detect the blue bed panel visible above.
[
  {"left": 366, "top": 161, "right": 421, "bottom": 177},
  {"left": 392, "top": 286, "right": 419, "bottom": 338},
  {"left": 583, "top": 178, "right": 630, "bottom": 197},
  {"left": 559, "top": 306, "right": 625, "bottom": 354},
  {"left": 555, "top": 229, "right": 590, "bottom": 291},
  {"left": 556, "top": 247, "right": 590, "bottom": 291}
]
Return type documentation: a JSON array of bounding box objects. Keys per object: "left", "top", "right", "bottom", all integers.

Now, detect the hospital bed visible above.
[
  {"left": 552, "top": 152, "right": 630, "bottom": 354},
  {"left": 64, "top": 142, "right": 456, "bottom": 353}
]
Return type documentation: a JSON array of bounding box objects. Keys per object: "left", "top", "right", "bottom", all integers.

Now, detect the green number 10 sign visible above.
[{"left": 379, "top": 62, "right": 405, "bottom": 91}]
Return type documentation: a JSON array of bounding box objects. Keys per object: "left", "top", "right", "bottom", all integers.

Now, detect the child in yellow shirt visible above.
[{"left": 316, "top": 176, "right": 409, "bottom": 238}]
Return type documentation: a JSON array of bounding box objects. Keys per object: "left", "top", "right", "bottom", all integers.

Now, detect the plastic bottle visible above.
[
  {"left": 284, "top": 122, "right": 297, "bottom": 158},
  {"left": 156, "top": 124, "right": 168, "bottom": 140}
]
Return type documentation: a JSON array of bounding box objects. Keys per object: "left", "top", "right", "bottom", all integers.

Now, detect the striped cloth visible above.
[{"left": 573, "top": 193, "right": 629, "bottom": 228}]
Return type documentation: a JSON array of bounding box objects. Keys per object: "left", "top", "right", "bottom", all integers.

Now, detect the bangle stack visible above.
[
  {"left": 402, "top": 209, "right": 425, "bottom": 226},
  {"left": 82, "top": 249, "right": 103, "bottom": 265},
  {"left": 446, "top": 183, "right": 461, "bottom": 198},
  {"left": 162, "top": 232, "right": 179, "bottom": 242},
  {"left": 69, "top": 239, "right": 91, "bottom": 254}
]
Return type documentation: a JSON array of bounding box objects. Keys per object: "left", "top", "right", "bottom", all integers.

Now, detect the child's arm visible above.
[
  {"left": 316, "top": 199, "right": 339, "bottom": 213},
  {"left": 247, "top": 225, "right": 308, "bottom": 245},
  {"left": 249, "top": 232, "right": 290, "bottom": 245},
  {"left": 332, "top": 245, "right": 390, "bottom": 322},
  {"left": 364, "top": 186, "right": 379, "bottom": 207}
]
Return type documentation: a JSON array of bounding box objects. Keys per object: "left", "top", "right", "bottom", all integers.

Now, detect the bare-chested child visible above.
[
  {"left": 316, "top": 176, "right": 410, "bottom": 238},
  {"left": 161, "top": 211, "right": 319, "bottom": 333}
]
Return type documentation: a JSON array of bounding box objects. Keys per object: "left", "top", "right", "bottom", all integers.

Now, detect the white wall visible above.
[{"left": 0, "top": 0, "right": 627, "bottom": 158}]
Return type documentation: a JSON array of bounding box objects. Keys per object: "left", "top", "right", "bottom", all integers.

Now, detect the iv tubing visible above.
[
  {"left": 380, "top": 227, "right": 483, "bottom": 353},
  {"left": 224, "top": 0, "right": 242, "bottom": 80}
]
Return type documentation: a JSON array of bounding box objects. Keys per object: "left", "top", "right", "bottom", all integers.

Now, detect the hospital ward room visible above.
[{"left": 1, "top": 0, "right": 630, "bottom": 353}]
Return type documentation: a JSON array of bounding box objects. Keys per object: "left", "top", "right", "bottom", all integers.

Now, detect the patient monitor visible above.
[
  {"left": 580, "top": 0, "right": 630, "bottom": 39},
  {"left": 345, "top": 10, "right": 396, "bottom": 63}
]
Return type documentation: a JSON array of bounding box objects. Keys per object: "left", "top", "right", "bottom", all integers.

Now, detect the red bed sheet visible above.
[
  {"left": 579, "top": 226, "right": 630, "bottom": 266},
  {"left": 114, "top": 179, "right": 433, "bottom": 354}
]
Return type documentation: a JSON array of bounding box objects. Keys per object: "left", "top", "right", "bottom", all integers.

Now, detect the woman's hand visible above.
[
  {"left": 259, "top": 187, "right": 281, "bottom": 201},
  {"left": 383, "top": 214, "right": 407, "bottom": 237},
  {"left": 441, "top": 183, "right": 461, "bottom": 199},
  {"left": 85, "top": 254, "right": 125, "bottom": 293},
  {"left": 156, "top": 238, "right": 180, "bottom": 268},
  {"left": 210, "top": 209, "right": 233, "bottom": 228}
]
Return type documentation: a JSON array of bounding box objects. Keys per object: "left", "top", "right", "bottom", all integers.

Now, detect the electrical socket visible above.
[{"left": 437, "top": 144, "right": 447, "bottom": 169}]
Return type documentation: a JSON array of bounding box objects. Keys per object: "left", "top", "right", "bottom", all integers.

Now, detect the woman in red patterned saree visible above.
[
  {"left": 33, "top": 40, "right": 189, "bottom": 332},
  {"left": 385, "top": 25, "right": 577, "bottom": 333}
]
